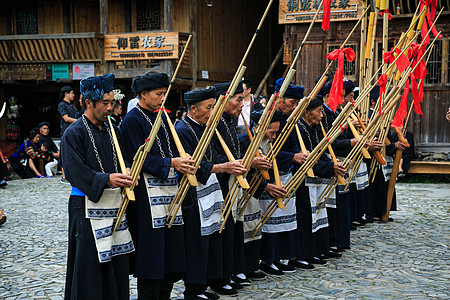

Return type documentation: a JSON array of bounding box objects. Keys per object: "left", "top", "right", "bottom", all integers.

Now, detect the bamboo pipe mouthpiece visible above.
[
  {"left": 272, "top": 158, "right": 285, "bottom": 210},
  {"left": 215, "top": 129, "right": 250, "bottom": 189},
  {"left": 163, "top": 110, "right": 198, "bottom": 186},
  {"left": 347, "top": 119, "right": 371, "bottom": 159},
  {"left": 320, "top": 122, "right": 346, "bottom": 185},
  {"left": 295, "top": 124, "right": 315, "bottom": 178}
]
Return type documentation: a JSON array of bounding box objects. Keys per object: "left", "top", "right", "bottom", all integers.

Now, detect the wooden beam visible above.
[
  {"left": 162, "top": 0, "right": 174, "bottom": 77},
  {"left": 100, "top": 0, "right": 109, "bottom": 35},
  {"left": 189, "top": 0, "right": 198, "bottom": 88},
  {"left": 408, "top": 161, "right": 450, "bottom": 174}
]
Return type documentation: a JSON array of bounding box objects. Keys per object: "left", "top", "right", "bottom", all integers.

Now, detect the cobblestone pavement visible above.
[{"left": 0, "top": 177, "right": 449, "bottom": 299}]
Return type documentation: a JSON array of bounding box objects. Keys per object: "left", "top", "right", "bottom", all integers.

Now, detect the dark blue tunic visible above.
[
  {"left": 120, "top": 105, "right": 186, "bottom": 280},
  {"left": 175, "top": 115, "right": 223, "bottom": 286},
  {"left": 61, "top": 116, "right": 130, "bottom": 300}
]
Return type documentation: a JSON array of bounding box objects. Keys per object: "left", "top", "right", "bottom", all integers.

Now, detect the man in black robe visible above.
[
  {"left": 176, "top": 87, "right": 247, "bottom": 300},
  {"left": 121, "top": 73, "right": 196, "bottom": 300},
  {"left": 61, "top": 73, "right": 135, "bottom": 300},
  {"left": 295, "top": 96, "right": 347, "bottom": 266}
]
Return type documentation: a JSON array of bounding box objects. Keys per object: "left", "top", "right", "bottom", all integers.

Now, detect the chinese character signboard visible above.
[
  {"left": 52, "top": 64, "right": 69, "bottom": 81},
  {"left": 104, "top": 32, "right": 179, "bottom": 61},
  {"left": 73, "top": 63, "right": 95, "bottom": 80},
  {"left": 279, "top": 0, "right": 362, "bottom": 24}
]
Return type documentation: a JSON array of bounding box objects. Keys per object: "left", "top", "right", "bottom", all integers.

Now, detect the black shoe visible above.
[
  {"left": 0, "top": 180, "right": 7, "bottom": 188},
  {"left": 352, "top": 221, "right": 363, "bottom": 227},
  {"left": 203, "top": 291, "right": 220, "bottom": 300},
  {"left": 359, "top": 218, "right": 374, "bottom": 224},
  {"left": 188, "top": 295, "right": 209, "bottom": 300},
  {"left": 210, "top": 286, "right": 238, "bottom": 297},
  {"left": 288, "top": 259, "right": 315, "bottom": 269},
  {"left": 388, "top": 217, "right": 394, "bottom": 221},
  {"left": 259, "top": 263, "right": 284, "bottom": 276},
  {"left": 229, "top": 281, "right": 243, "bottom": 290},
  {"left": 231, "top": 275, "right": 251, "bottom": 286},
  {"left": 245, "top": 271, "right": 267, "bottom": 281},
  {"left": 305, "top": 257, "right": 327, "bottom": 265},
  {"left": 337, "top": 246, "right": 351, "bottom": 251},
  {"left": 351, "top": 225, "right": 358, "bottom": 230},
  {"left": 274, "top": 261, "right": 296, "bottom": 273},
  {"left": 326, "top": 251, "right": 342, "bottom": 258}
]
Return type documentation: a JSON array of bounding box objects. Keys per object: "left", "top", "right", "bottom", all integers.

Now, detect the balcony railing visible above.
[{"left": 0, "top": 33, "right": 103, "bottom": 63}]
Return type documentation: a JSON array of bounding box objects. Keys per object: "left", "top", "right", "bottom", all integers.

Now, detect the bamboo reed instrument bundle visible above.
[{"left": 113, "top": 35, "right": 192, "bottom": 233}]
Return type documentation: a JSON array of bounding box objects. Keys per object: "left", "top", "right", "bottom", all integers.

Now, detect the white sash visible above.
[
  {"left": 259, "top": 173, "right": 297, "bottom": 234},
  {"left": 85, "top": 188, "right": 134, "bottom": 263},
  {"left": 306, "top": 178, "right": 329, "bottom": 233},
  {"left": 196, "top": 173, "right": 224, "bottom": 236},
  {"left": 382, "top": 156, "right": 394, "bottom": 181},
  {"left": 351, "top": 161, "right": 369, "bottom": 190},
  {"left": 143, "top": 168, "right": 183, "bottom": 228}
]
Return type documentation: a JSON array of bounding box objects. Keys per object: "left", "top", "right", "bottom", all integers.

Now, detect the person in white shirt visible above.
[{"left": 236, "top": 80, "right": 254, "bottom": 135}]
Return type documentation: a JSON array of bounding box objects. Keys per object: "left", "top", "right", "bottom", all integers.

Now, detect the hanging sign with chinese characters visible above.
[
  {"left": 279, "top": 0, "right": 362, "bottom": 24},
  {"left": 104, "top": 32, "right": 179, "bottom": 61}
]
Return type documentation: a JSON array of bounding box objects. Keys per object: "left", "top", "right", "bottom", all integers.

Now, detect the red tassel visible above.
[
  {"left": 326, "top": 47, "right": 355, "bottom": 112},
  {"left": 322, "top": 0, "right": 331, "bottom": 31},
  {"left": 154, "top": 107, "right": 171, "bottom": 114},
  {"left": 391, "top": 79, "right": 409, "bottom": 127},
  {"left": 378, "top": 74, "right": 388, "bottom": 115}
]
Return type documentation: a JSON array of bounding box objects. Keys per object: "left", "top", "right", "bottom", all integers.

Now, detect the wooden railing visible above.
[{"left": 0, "top": 33, "right": 103, "bottom": 63}]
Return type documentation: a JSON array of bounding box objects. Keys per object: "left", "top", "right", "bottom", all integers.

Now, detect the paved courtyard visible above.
[{"left": 0, "top": 177, "right": 449, "bottom": 299}]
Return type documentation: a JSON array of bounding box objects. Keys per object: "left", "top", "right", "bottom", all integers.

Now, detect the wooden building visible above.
[
  {"left": 280, "top": 0, "right": 450, "bottom": 153},
  {"left": 0, "top": 0, "right": 283, "bottom": 147}
]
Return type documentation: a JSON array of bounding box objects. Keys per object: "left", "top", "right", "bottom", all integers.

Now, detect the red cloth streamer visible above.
[
  {"left": 326, "top": 137, "right": 331, "bottom": 143},
  {"left": 379, "top": 9, "right": 393, "bottom": 20},
  {"left": 322, "top": 0, "right": 331, "bottom": 31},
  {"left": 419, "top": 0, "right": 443, "bottom": 45},
  {"left": 408, "top": 43, "right": 428, "bottom": 117},
  {"left": 378, "top": 73, "right": 388, "bottom": 115},
  {"left": 391, "top": 79, "right": 409, "bottom": 127},
  {"left": 339, "top": 124, "right": 345, "bottom": 132},
  {"left": 154, "top": 107, "right": 171, "bottom": 114},
  {"left": 383, "top": 47, "right": 410, "bottom": 72},
  {"left": 326, "top": 47, "right": 356, "bottom": 112}
]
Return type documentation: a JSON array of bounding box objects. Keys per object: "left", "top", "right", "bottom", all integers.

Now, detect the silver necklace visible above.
[
  {"left": 220, "top": 116, "right": 240, "bottom": 158},
  {"left": 81, "top": 115, "right": 118, "bottom": 173},
  {"left": 136, "top": 105, "right": 173, "bottom": 158},
  {"left": 182, "top": 118, "right": 213, "bottom": 162},
  {"left": 298, "top": 121, "right": 319, "bottom": 150}
]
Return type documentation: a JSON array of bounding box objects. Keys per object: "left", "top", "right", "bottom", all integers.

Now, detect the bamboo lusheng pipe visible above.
[
  {"left": 167, "top": 67, "right": 246, "bottom": 227},
  {"left": 320, "top": 122, "right": 346, "bottom": 185},
  {"left": 108, "top": 116, "right": 135, "bottom": 202},
  {"left": 163, "top": 109, "right": 198, "bottom": 186},
  {"left": 256, "top": 34, "right": 440, "bottom": 233},
  {"left": 241, "top": 113, "right": 270, "bottom": 180},
  {"left": 215, "top": 129, "right": 250, "bottom": 189},
  {"left": 219, "top": 70, "right": 296, "bottom": 229},
  {"left": 113, "top": 35, "right": 192, "bottom": 232},
  {"left": 347, "top": 119, "right": 372, "bottom": 159},
  {"left": 365, "top": 12, "right": 375, "bottom": 59},
  {"left": 272, "top": 158, "right": 285, "bottom": 210},
  {"left": 351, "top": 113, "right": 386, "bottom": 165},
  {"left": 296, "top": 124, "right": 315, "bottom": 178}
]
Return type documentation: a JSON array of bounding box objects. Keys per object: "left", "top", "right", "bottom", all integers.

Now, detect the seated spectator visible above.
[
  {"left": 9, "top": 128, "right": 45, "bottom": 178},
  {"left": 38, "top": 122, "right": 60, "bottom": 176},
  {"left": 40, "top": 142, "right": 57, "bottom": 178}
]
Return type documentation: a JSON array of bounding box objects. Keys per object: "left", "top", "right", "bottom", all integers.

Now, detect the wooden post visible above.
[
  {"left": 163, "top": 0, "right": 174, "bottom": 78},
  {"left": 189, "top": 0, "right": 198, "bottom": 88},
  {"left": 99, "top": 0, "right": 109, "bottom": 34}
]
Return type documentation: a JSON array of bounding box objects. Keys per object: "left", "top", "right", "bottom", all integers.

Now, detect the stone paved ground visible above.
[{"left": 0, "top": 177, "right": 449, "bottom": 299}]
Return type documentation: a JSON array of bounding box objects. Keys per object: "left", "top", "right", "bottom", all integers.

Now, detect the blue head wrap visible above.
[
  {"left": 274, "top": 78, "right": 304, "bottom": 100},
  {"left": 80, "top": 73, "right": 115, "bottom": 100}
]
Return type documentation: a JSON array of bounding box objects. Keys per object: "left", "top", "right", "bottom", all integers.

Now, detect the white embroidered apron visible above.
[
  {"left": 196, "top": 173, "right": 224, "bottom": 236},
  {"left": 85, "top": 188, "right": 134, "bottom": 263}
]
